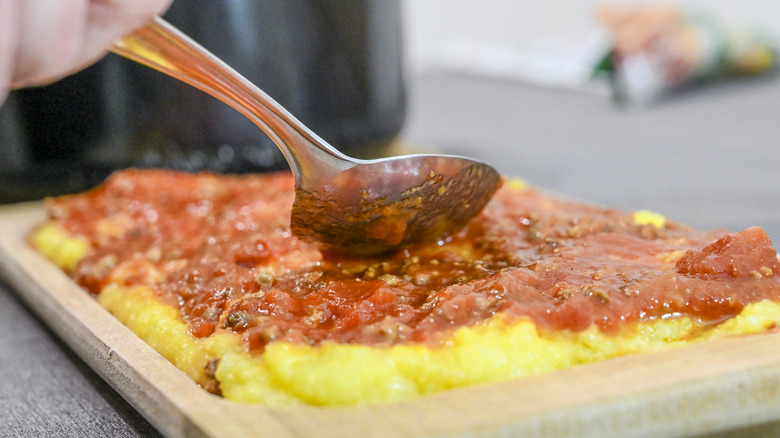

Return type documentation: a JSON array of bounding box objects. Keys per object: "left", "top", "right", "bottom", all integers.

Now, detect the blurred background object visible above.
[
  {"left": 595, "top": 5, "right": 777, "bottom": 106},
  {"left": 397, "top": 0, "right": 780, "bottom": 241},
  {"left": 402, "top": 0, "right": 779, "bottom": 99},
  {"left": 0, "top": 0, "right": 405, "bottom": 204}
]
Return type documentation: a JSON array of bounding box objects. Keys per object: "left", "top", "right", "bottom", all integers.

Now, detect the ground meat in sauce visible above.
[{"left": 46, "top": 169, "right": 780, "bottom": 351}]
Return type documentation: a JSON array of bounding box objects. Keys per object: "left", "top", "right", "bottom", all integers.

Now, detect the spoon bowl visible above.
[
  {"left": 112, "top": 16, "right": 501, "bottom": 255},
  {"left": 292, "top": 154, "right": 500, "bottom": 255}
]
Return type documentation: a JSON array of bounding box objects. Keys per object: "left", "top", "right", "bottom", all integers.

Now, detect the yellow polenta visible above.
[{"left": 30, "top": 219, "right": 780, "bottom": 407}]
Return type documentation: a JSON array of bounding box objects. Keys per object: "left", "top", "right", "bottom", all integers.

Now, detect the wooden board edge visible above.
[{"left": 0, "top": 203, "right": 208, "bottom": 437}]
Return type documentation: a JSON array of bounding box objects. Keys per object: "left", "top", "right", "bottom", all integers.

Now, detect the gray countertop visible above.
[
  {"left": 1, "top": 72, "right": 779, "bottom": 437},
  {"left": 402, "top": 73, "right": 780, "bottom": 243},
  {"left": 0, "top": 277, "right": 161, "bottom": 438}
]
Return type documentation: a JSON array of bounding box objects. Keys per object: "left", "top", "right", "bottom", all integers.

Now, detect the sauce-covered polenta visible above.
[{"left": 29, "top": 169, "right": 780, "bottom": 406}]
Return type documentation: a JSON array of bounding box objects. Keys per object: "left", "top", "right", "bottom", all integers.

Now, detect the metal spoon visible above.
[{"left": 112, "top": 16, "right": 501, "bottom": 255}]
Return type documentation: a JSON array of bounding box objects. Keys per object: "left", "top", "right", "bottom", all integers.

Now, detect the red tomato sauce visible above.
[{"left": 46, "top": 169, "right": 780, "bottom": 350}]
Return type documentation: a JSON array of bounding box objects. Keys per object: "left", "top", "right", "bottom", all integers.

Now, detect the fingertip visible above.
[
  {"left": 0, "top": 0, "right": 18, "bottom": 101},
  {"left": 12, "top": 0, "right": 89, "bottom": 88},
  {"left": 7, "top": 0, "right": 173, "bottom": 91}
]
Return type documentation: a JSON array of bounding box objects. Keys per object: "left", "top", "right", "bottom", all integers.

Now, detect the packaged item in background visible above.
[{"left": 594, "top": 6, "right": 778, "bottom": 106}]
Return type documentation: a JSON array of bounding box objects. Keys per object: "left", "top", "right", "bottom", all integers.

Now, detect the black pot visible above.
[{"left": 0, "top": 0, "right": 405, "bottom": 203}]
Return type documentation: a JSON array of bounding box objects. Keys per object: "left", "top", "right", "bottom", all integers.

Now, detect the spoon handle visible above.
[{"left": 111, "top": 16, "right": 352, "bottom": 183}]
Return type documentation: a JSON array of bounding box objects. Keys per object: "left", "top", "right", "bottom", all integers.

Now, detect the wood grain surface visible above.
[{"left": 2, "top": 202, "right": 780, "bottom": 438}]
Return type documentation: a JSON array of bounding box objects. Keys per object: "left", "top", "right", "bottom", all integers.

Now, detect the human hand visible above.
[{"left": 0, "top": 0, "right": 172, "bottom": 102}]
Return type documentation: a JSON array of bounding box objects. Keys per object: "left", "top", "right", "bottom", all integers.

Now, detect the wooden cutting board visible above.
[{"left": 2, "top": 201, "right": 780, "bottom": 438}]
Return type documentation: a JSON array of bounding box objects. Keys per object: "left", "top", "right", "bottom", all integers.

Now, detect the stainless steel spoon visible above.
[{"left": 112, "top": 16, "right": 501, "bottom": 255}]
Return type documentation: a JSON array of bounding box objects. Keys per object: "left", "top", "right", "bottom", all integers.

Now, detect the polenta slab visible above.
[{"left": 30, "top": 169, "right": 780, "bottom": 406}]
